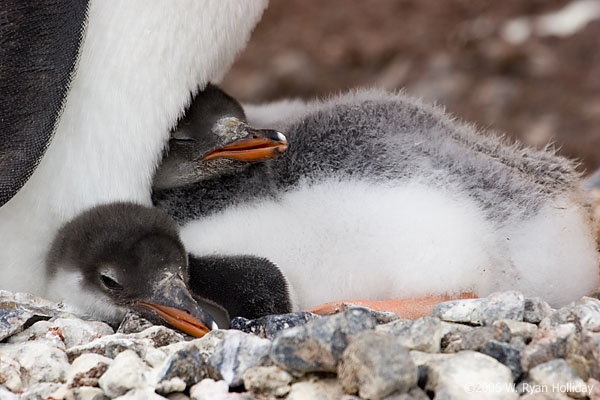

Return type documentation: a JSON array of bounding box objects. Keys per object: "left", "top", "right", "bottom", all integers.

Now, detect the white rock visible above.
[
  {"left": 66, "top": 353, "right": 112, "bottom": 387},
  {"left": 478, "top": 291, "right": 525, "bottom": 326},
  {"left": 425, "top": 351, "right": 518, "bottom": 400},
  {"left": 377, "top": 316, "right": 442, "bottom": 353},
  {"left": 493, "top": 319, "right": 538, "bottom": 340},
  {"left": 63, "top": 386, "right": 108, "bottom": 400},
  {"left": 529, "top": 359, "right": 588, "bottom": 398},
  {"left": 144, "top": 347, "right": 169, "bottom": 369},
  {"left": 207, "top": 330, "right": 271, "bottom": 387},
  {"left": 67, "top": 334, "right": 156, "bottom": 361},
  {"left": 114, "top": 388, "right": 167, "bottom": 399},
  {"left": 160, "top": 330, "right": 225, "bottom": 362},
  {"left": 155, "top": 377, "right": 186, "bottom": 395},
  {"left": 571, "top": 297, "right": 600, "bottom": 331},
  {"left": 189, "top": 379, "right": 229, "bottom": 400},
  {"left": 6, "top": 320, "right": 66, "bottom": 350},
  {"left": 338, "top": 331, "right": 418, "bottom": 400},
  {"left": 286, "top": 378, "right": 346, "bottom": 400},
  {"left": 0, "top": 354, "right": 23, "bottom": 392},
  {"left": 20, "top": 382, "right": 62, "bottom": 400},
  {"left": 242, "top": 366, "right": 293, "bottom": 397},
  {"left": 8, "top": 318, "right": 113, "bottom": 349},
  {"left": 409, "top": 350, "right": 454, "bottom": 367},
  {"left": 431, "top": 299, "right": 482, "bottom": 324},
  {"left": 98, "top": 350, "right": 153, "bottom": 398},
  {"left": 0, "top": 386, "right": 18, "bottom": 400},
  {"left": 0, "top": 341, "right": 69, "bottom": 386},
  {"left": 523, "top": 297, "right": 554, "bottom": 324},
  {"left": 131, "top": 326, "right": 185, "bottom": 348},
  {"left": 440, "top": 321, "right": 475, "bottom": 337},
  {"left": 167, "top": 394, "right": 190, "bottom": 400}
]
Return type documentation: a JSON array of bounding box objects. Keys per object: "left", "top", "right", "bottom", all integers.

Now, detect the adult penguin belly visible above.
[{"left": 0, "top": 0, "right": 268, "bottom": 297}]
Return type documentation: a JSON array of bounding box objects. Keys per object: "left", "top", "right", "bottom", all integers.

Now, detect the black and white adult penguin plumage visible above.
[
  {"left": 0, "top": 1, "right": 268, "bottom": 298},
  {"left": 153, "top": 88, "right": 600, "bottom": 309}
]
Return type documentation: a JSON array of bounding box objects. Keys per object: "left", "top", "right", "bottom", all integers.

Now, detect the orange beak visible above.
[
  {"left": 202, "top": 130, "right": 287, "bottom": 162},
  {"left": 137, "top": 302, "right": 210, "bottom": 338}
]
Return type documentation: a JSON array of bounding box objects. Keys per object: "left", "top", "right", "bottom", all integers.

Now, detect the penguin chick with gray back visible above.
[
  {"left": 153, "top": 83, "right": 287, "bottom": 191},
  {"left": 153, "top": 89, "right": 599, "bottom": 309},
  {"left": 46, "top": 202, "right": 292, "bottom": 331}
]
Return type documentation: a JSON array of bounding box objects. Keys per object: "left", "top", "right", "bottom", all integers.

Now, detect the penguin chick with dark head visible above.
[
  {"left": 45, "top": 202, "right": 292, "bottom": 331},
  {"left": 153, "top": 88, "right": 599, "bottom": 312},
  {"left": 153, "top": 83, "right": 287, "bottom": 191}
]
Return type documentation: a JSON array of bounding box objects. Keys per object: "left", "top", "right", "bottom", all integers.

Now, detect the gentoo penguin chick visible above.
[
  {"left": 46, "top": 202, "right": 292, "bottom": 331},
  {"left": 153, "top": 83, "right": 287, "bottom": 191},
  {"left": 153, "top": 89, "right": 599, "bottom": 313}
]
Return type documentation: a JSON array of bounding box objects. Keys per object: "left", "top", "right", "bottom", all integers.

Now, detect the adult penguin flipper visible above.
[{"left": 0, "top": 0, "right": 89, "bottom": 207}]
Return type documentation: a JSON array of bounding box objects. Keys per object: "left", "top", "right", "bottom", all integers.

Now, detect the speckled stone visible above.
[
  {"left": 431, "top": 298, "right": 482, "bottom": 325},
  {"left": 270, "top": 308, "right": 376, "bottom": 374},
  {"left": 8, "top": 318, "right": 114, "bottom": 349},
  {"left": 117, "top": 312, "right": 155, "bottom": 335},
  {"left": 338, "top": 331, "right": 418, "bottom": 400},
  {"left": 0, "top": 341, "right": 69, "bottom": 386},
  {"left": 63, "top": 386, "right": 108, "bottom": 400},
  {"left": 528, "top": 359, "right": 588, "bottom": 398},
  {"left": 20, "top": 382, "right": 62, "bottom": 400},
  {"left": 113, "top": 388, "right": 167, "bottom": 399},
  {"left": 0, "top": 354, "right": 23, "bottom": 392},
  {"left": 66, "top": 326, "right": 182, "bottom": 363},
  {"left": 523, "top": 297, "right": 554, "bottom": 324},
  {"left": 425, "top": 351, "right": 518, "bottom": 400},
  {"left": 98, "top": 350, "right": 152, "bottom": 398},
  {"left": 492, "top": 319, "right": 537, "bottom": 341},
  {"left": 206, "top": 330, "right": 271, "bottom": 387},
  {"left": 230, "top": 312, "right": 320, "bottom": 339},
  {"left": 520, "top": 323, "right": 576, "bottom": 372},
  {"left": 242, "top": 365, "right": 293, "bottom": 397},
  {"left": 286, "top": 377, "right": 346, "bottom": 400},
  {"left": 442, "top": 324, "right": 510, "bottom": 353},
  {"left": 376, "top": 316, "right": 442, "bottom": 353},
  {"left": 478, "top": 291, "right": 525, "bottom": 326},
  {"left": 480, "top": 340, "right": 522, "bottom": 380},
  {"left": 66, "top": 353, "right": 112, "bottom": 388},
  {"left": 155, "top": 347, "right": 207, "bottom": 389},
  {"left": 189, "top": 379, "right": 229, "bottom": 400},
  {"left": 0, "top": 290, "right": 71, "bottom": 341}
]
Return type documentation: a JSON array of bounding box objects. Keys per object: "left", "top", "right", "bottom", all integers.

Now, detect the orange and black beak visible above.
[
  {"left": 136, "top": 274, "right": 216, "bottom": 338},
  {"left": 202, "top": 124, "right": 287, "bottom": 162}
]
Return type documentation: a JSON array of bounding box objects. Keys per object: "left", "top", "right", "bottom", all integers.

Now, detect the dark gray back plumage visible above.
[{"left": 153, "top": 89, "right": 583, "bottom": 226}]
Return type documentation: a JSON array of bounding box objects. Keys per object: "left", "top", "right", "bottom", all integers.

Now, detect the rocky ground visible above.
[{"left": 3, "top": 290, "right": 600, "bottom": 399}]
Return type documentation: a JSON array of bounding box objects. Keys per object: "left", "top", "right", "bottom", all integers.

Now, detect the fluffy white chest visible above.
[
  {"left": 182, "top": 180, "right": 501, "bottom": 310},
  {"left": 182, "top": 179, "right": 599, "bottom": 309},
  {"left": 0, "top": 0, "right": 268, "bottom": 295}
]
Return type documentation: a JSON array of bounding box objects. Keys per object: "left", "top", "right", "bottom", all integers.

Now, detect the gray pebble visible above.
[
  {"left": 377, "top": 316, "right": 442, "bottom": 353},
  {"left": 242, "top": 365, "right": 292, "bottom": 397},
  {"left": 480, "top": 340, "right": 522, "bottom": 381},
  {"left": 425, "top": 351, "right": 517, "bottom": 399},
  {"left": 230, "top": 312, "right": 319, "bottom": 339},
  {"left": 206, "top": 330, "right": 271, "bottom": 387},
  {"left": 523, "top": 297, "right": 554, "bottom": 324},
  {"left": 269, "top": 308, "right": 375, "bottom": 374},
  {"left": 338, "top": 331, "right": 418, "bottom": 400},
  {"left": 528, "top": 359, "right": 587, "bottom": 399}
]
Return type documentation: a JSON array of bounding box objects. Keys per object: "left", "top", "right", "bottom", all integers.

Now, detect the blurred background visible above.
[{"left": 222, "top": 0, "right": 600, "bottom": 175}]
